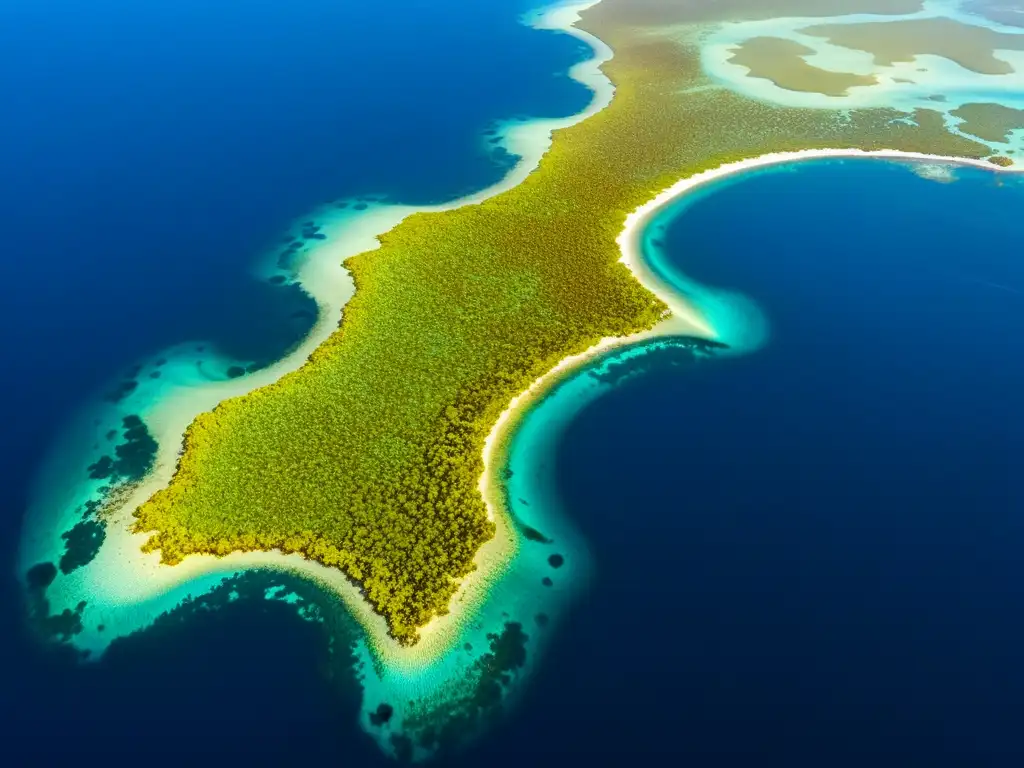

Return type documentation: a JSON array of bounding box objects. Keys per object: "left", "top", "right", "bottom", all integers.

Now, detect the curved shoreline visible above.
[
  {"left": 21, "top": 0, "right": 1024, "bottom": 755},
  {"left": 21, "top": 0, "right": 619, "bottom": 669},
  {"left": 482, "top": 148, "right": 1022, "bottom": 525},
  {"left": 27, "top": 15, "right": 1022, "bottom": 668}
]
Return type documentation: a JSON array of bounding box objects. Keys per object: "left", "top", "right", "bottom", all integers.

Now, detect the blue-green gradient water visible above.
[
  {"left": 1, "top": 0, "right": 591, "bottom": 761},
  {"left": 5, "top": 0, "right": 1024, "bottom": 761},
  {"left": 488, "top": 158, "right": 1024, "bottom": 765}
]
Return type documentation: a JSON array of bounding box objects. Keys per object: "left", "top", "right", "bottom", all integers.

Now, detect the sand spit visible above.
[{"left": 482, "top": 146, "right": 1023, "bottom": 530}]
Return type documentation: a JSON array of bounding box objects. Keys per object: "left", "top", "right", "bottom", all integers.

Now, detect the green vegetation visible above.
[
  {"left": 131, "top": 6, "right": 994, "bottom": 645},
  {"left": 951, "top": 103, "right": 1024, "bottom": 144}
]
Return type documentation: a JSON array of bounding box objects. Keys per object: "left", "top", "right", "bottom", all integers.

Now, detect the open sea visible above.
[
  {"left": 0, "top": 0, "right": 587, "bottom": 760},
  {"left": 3, "top": 0, "right": 1023, "bottom": 765},
  {"left": 496, "top": 158, "right": 1024, "bottom": 766}
]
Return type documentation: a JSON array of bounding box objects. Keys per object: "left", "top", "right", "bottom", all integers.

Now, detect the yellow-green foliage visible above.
[{"left": 133, "top": 18, "right": 991, "bottom": 644}]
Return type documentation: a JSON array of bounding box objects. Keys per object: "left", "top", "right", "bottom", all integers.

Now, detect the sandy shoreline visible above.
[
  {"left": 28, "top": 0, "right": 1024, "bottom": 678},
  {"left": 25, "top": 0, "right": 619, "bottom": 671},
  {"left": 618, "top": 147, "right": 1024, "bottom": 296},
  {"left": 481, "top": 147, "right": 1023, "bottom": 544}
]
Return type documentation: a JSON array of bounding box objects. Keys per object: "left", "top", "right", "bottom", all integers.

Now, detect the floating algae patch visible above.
[
  {"left": 361, "top": 620, "right": 538, "bottom": 760},
  {"left": 129, "top": 570, "right": 353, "bottom": 647},
  {"left": 19, "top": 340, "right": 263, "bottom": 595}
]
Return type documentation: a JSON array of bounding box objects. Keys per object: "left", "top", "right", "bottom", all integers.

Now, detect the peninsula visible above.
[
  {"left": 133, "top": 0, "right": 1020, "bottom": 642},
  {"left": 22, "top": 0, "right": 1024, "bottom": 758}
]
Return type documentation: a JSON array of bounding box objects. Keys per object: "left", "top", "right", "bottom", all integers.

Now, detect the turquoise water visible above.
[
  {"left": 492, "top": 157, "right": 1024, "bottom": 764},
  {"left": 8, "top": 0, "right": 1024, "bottom": 761},
  {"left": 4, "top": 0, "right": 600, "bottom": 761},
  {"left": 700, "top": 0, "right": 1024, "bottom": 162}
]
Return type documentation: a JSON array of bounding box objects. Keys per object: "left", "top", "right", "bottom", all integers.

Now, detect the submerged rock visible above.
[
  {"left": 369, "top": 703, "right": 394, "bottom": 727},
  {"left": 26, "top": 561, "right": 58, "bottom": 590},
  {"left": 59, "top": 520, "right": 106, "bottom": 574}
]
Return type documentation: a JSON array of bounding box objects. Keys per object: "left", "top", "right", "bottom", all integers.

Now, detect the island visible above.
[
  {"left": 132, "top": 0, "right": 1019, "bottom": 643},
  {"left": 23, "top": 0, "right": 1024, "bottom": 759}
]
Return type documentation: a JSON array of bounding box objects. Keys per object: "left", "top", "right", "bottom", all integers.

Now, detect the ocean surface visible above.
[
  {"left": 4, "top": 1, "right": 1023, "bottom": 766},
  {"left": 1, "top": 0, "right": 588, "bottom": 760},
  {"left": 493, "top": 158, "right": 1024, "bottom": 766}
]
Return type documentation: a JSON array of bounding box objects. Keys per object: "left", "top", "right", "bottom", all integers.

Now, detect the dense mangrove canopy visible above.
[{"left": 132, "top": 15, "right": 992, "bottom": 644}]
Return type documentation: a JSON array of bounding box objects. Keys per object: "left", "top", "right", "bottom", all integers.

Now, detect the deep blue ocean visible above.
[
  {"left": 500, "top": 160, "right": 1023, "bottom": 766},
  {"left": 3, "top": 1, "right": 1023, "bottom": 765},
  {"left": 0, "top": 0, "right": 587, "bottom": 760}
]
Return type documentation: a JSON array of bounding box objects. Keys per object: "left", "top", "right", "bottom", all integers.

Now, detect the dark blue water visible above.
[
  {"left": 6, "top": 2, "right": 1023, "bottom": 763},
  {"left": 1, "top": 0, "right": 590, "bottom": 760},
  {"left": 0, "top": 0, "right": 590, "bottom": 453},
  {"left": 486, "top": 160, "right": 1024, "bottom": 766}
]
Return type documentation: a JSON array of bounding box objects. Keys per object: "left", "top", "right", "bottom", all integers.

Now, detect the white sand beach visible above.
[
  {"left": 484, "top": 147, "right": 1024, "bottom": 540},
  {"left": 21, "top": 0, "right": 1024, "bottom": 756},
  {"left": 23, "top": 0, "right": 623, "bottom": 674}
]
